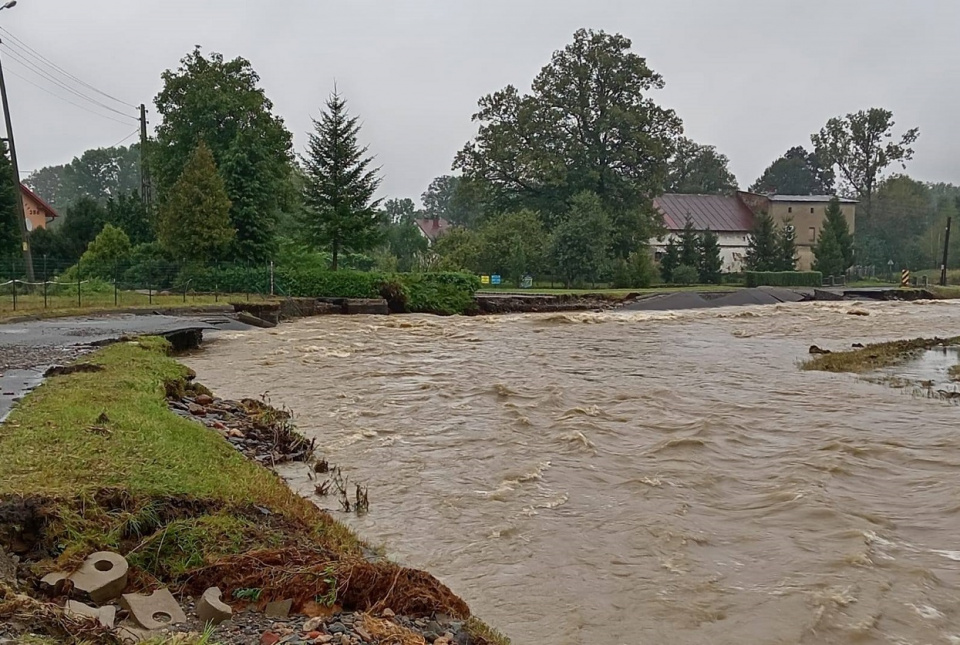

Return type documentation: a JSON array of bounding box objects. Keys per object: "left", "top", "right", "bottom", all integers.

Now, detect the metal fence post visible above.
[
  {"left": 114, "top": 263, "right": 119, "bottom": 307},
  {"left": 42, "top": 255, "right": 47, "bottom": 309},
  {"left": 77, "top": 264, "right": 82, "bottom": 308}
]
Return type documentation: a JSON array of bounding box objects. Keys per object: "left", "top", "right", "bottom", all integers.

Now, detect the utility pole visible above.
[
  {"left": 139, "top": 104, "right": 153, "bottom": 211},
  {"left": 0, "top": 38, "right": 33, "bottom": 281},
  {"left": 940, "top": 217, "right": 952, "bottom": 287}
]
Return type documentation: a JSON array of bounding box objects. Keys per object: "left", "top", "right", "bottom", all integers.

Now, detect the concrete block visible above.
[
  {"left": 70, "top": 551, "right": 129, "bottom": 603},
  {"left": 116, "top": 621, "right": 157, "bottom": 644},
  {"left": 196, "top": 586, "right": 232, "bottom": 626},
  {"left": 65, "top": 599, "right": 117, "bottom": 628},
  {"left": 120, "top": 588, "right": 187, "bottom": 630},
  {"left": 344, "top": 298, "right": 390, "bottom": 315},
  {"left": 264, "top": 598, "right": 292, "bottom": 618}
]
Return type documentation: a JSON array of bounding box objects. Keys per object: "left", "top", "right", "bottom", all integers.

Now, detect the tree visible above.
[
  {"left": 76, "top": 223, "right": 132, "bottom": 280},
  {"left": 678, "top": 219, "right": 701, "bottom": 268},
  {"left": 475, "top": 209, "right": 548, "bottom": 284},
  {"left": 698, "top": 229, "right": 723, "bottom": 284},
  {"left": 431, "top": 227, "right": 481, "bottom": 272},
  {"left": 301, "top": 90, "right": 384, "bottom": 271},
  {"left": 455, "top": 28, "right": 683, "bottom": 248},
  {"left": 106, "top": 192, "right": 153, "bottom": 246},
  {"left": 383, "top": 198, "right": 418, "bottom": 224},
  {"left": 775, "top": 222, "right": 798, "bottom": 271},
  {"left": 811, "top": 108, "right": 919, "bottom": 213},
  {"left": 812, "top": 226, "right": 846, "bottom": 278},
  {"left": 384, "top": 220, "right": 429, "bottom": 272},
  {"left": 0, "top": 143, "right": 20, "bottom": 258},
  {"left": 550, "top": 192, "right": 612, "bottom": 286},
  {"left": 154, "top": 48, "right": 294, "bottom": 262},
  {"left": 749, "top": 146, "right": 834, "bottom": 195},
  {"left": 659, "top": 237, "right": 680, "bottom": 282},
  {"left": 821, "top": 197, "right": 854, "bottom": 269},
  {"left": 859, "top": 175, "right": 935, "bottom": 268},
  {"left": 24, "top": 145, "right": 141, "bottom": 211},
  {"left": 672, "top": 264, "right": 699, "bottom": 285},
  {"left": 157, "top": 142, "right": 235, "bottom": 264},
  {"left": 57, "top": 197, "right": 110, "bottom": 263},
  {"left": 745, "top": 213, "right": 781, "bottom": 271},
  {"left": 666, "top": 138, "right": 738, "bottom": 194}
]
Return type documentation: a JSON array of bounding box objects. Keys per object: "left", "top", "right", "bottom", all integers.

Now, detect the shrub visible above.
[
  {"left": 612, "top": 250, "right": 655, "bottom": 289},
  {"left": 745, "top": 271, "right": 823, "bottom": 288},
  {"left": 399, "top": 272, "right": 480, "bottom": 316},
  {"left": 672, "top": 264, "right": 699, "bottom": 286}
]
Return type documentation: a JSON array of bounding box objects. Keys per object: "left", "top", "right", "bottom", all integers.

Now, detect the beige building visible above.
[
  {"left": 20, "top": 184, "right": 59, "bottom": 232},
  {"left": 740, "top": 193, "right": 858, "bottom": 270}
]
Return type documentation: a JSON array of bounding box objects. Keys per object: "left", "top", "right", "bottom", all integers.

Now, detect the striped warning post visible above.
[{"left": 901, "top": 269, "right": 911, "bottom": 288}]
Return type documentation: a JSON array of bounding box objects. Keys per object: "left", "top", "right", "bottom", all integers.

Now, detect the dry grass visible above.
[{"left": 802, "top": 337, "right": 960, "bottom": 373}]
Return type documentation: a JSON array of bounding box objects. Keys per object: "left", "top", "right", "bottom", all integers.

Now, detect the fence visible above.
[{"left": 0, "top": 257, "right": 281, "bottom": 315}]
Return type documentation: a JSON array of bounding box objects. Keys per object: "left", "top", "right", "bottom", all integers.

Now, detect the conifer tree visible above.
[
  {"left": 302, "top": 90, "right": 383, "bottom": 270},
  {"left": 699, "top": 229, "right": 723, "bottom": 283},
  {"left": 158, "top": 142, "right": 234, "bottom": 264}
]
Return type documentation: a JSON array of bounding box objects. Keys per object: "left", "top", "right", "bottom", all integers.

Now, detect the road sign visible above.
[
  {"left": 481, "top": 275, "right": 490, "bottom": 285},
  {"left": 521, "top": 275, "right": 533, "bottom": 289},
  {"left": 491, "top": 275, "right": 502, "bottom": 286}
]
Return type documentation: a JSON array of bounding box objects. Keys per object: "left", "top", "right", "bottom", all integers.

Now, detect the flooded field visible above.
[{"left": 185, "top": 300, "right": 960, "bottom": 645}]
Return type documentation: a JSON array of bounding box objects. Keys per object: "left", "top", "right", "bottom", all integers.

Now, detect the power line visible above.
[
  {"left": 0, "top": 44, "right": 137, "bottom": 121},
  {"left": 3, "top": 64, "right": 136, "bottom": 126},
  {"left": 109, "top": 129, "right": 139, "bottom": 148},
  {"left": 0, "top": 26, "right": 136, "bottom": 110}
]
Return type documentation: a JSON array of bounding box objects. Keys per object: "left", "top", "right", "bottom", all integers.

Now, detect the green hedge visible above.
[
  {"left": 174, "top": 266, "right": 481, "bottom": 315},
  {"left": 745, "top": 271, "right": 823, "bottom": 288}
]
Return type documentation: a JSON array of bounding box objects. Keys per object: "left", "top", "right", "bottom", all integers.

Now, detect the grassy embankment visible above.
[
  {"left": 0, "top": 338, "right": 507, "bottom": 644},
  {"left": 803, "top": 337, "right": 960, "bottom": 374}
]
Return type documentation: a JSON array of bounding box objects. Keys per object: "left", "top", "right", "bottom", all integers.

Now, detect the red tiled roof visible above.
[
  {"left": 414, "top": 217, "right": 451, "bottom": 242},
  {"left": 654, "top": 194, "right": 755, "bottom": 233},
  {"left": 19, "top": 183, "right": 59, "bottom": 219}
]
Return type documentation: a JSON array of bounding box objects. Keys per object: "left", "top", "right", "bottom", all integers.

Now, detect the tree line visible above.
[{"left": 2, "top": 29, "right": 953, "bottom": 287}]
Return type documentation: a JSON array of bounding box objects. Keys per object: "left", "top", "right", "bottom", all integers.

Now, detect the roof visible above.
[
  {"left": 767, "top": 194, "right": 859, "bottom": 204},
  {"left": 654, "top": 194, "right": 755, "bottom": 233},
  {"left": 19, "top": 184, "right": 59, "bottom": 219},
  {"left": 414, "top": 217, "right": 451, "bottom": 242}
]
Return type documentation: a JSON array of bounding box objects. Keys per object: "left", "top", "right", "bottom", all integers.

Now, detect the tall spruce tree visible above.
[
  {"left": 775, "top": 222, "right": 798, "bottom": 271},
  {"left": 745, "top": 214, "right": 780, "bottom": 271},
  {"left": 678, "top": 219, "right": 701, "bottom": 268},
  {"left": 302, "top": 90, "right": 383, "bottom": 270},
  {"left": 157, "top": 142, "right": 235, "bottom": 264},
  {"left": 699, "top": 229, "right": 723, "bottom": 284},
  {"left": 821, "top": 197, "right": 854, "bottom": 268},
  {"left": 812, "top": 227, "right": 845, "bottom": 278},
  {"left": 659, "top": 237, "right": 680, "bottom": 282}
]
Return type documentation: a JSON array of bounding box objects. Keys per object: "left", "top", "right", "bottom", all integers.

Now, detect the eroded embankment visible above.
[{"left": 0, "top": 338, "right": 504, "bottom": 644}]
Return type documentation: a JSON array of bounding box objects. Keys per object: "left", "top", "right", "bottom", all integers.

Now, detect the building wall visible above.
[
  {"left": 21, "top": 193, "right": 51, "bottom": 232},
  {"left": 768, "top": 202, "right": 857, "bottom": 271},
  {"left": 652, "top": 232, "right": 751, "bottom": 273}
]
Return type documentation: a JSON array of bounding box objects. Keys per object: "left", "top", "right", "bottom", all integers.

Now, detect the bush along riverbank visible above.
[{"left": 0, "top": 338, "right": 509, "bottom": 645}]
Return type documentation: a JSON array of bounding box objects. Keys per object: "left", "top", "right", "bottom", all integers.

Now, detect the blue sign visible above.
[{"left": 491, "top": 275, "right": 502, "bottom": 286}]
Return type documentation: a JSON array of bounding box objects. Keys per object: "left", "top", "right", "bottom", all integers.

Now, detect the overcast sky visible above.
[{"left": 1, "top": 0, "right": 958, "bottom": 201}]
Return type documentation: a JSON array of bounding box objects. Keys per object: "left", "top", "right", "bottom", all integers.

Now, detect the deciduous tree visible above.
[
  {"left": 550, "top": 192, "right": 612, "bottom": 286},
  {"left": 749, "top": 146, "right": 834, "bottom": 195},
  {"left": 157, "top": 142, "right": 235, "bottom": 264},
  {"left": 811, "top": 108, "right": 919, "bottom": 214},
  {"left": 455, "top": 28, "right": 682, "bottom": 251},
  {"left": 301, "top": 90, "right": 383, "bottom": 271},
  {"left": 154, "top": 48, "right": 294, "bottom": 262},
  {"left": 666, "top": 138, "right": 738, "bottom": 194}
]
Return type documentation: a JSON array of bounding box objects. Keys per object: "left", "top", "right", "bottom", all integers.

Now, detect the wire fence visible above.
[{"left": 0, "top": 257, "right": 281, "bottom": 315}]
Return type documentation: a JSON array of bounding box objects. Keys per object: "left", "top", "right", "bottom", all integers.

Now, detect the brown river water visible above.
[{"left": 185, "top": 300, "right": 960, "bottom": 645}]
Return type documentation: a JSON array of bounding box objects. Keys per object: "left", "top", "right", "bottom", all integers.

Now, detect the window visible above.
[
  {"left": 809, "top": 227, "right": 817, "bottom": 242},
  {"left": 788, "top": 207, "right": 793, "bottom": 213},
  {"left": 810, "top": 207, "right": 815, "bottom": 214}
]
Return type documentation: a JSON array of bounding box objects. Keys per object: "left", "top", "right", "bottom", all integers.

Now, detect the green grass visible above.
[{"left": 802, "top": 337, "right": 960, "bottom": 373}]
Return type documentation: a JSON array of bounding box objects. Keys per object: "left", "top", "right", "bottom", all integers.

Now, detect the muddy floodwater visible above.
[{"left": 185, "top": 301, "right": 960, "bottom": 645}]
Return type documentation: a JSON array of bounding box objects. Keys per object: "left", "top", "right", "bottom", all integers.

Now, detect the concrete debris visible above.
[
  {"left": 264, "top": 598, "right": 293, "bottom": 619},
  {"left": 65, "top": 599, "right": 117, "bottom": 628},
  {"left": 120, "top": 588, "right": 188, "bottom": 630},
  {"left": 69, "top": 551, "right": 129, "bottom": 603},
  {"left": 196, "top": 586, "right": 232, "bottom": 626}
]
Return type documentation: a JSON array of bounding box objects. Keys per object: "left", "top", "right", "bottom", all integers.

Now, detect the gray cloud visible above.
[{"left": 2, "top": 0, "right": 958, "bottom": 201}]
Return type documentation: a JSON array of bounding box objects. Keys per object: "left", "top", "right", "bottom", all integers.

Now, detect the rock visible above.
[
  {"left": 196, "top": 586, "right": 232, "bottom": 626},
  {"left": 261, "top": 632, "right": 281, "bottom": 645},
  {"left": 116, "top": 620, "right": 157, "bottom": 643},
  {"left": 265, "top": 598, "right": 293, "bottom": 619},
  {"left": 120, "top": 588, "right": 187, "bottom": 630},
  {"left": 381, "top": 608, "right": 395, "bottom": 618},
  {"left": 808, "top": 345, "right": 832, "bottom": 355},
  {"left": 70, "top": 551, "right": 129, "bottom": 603},
  {"left": 65, "top": 599, "right": 117, "bottom": 628},
  {"left": 238, "top": 311, "right": 279, "bottom": 329},
  {"left": 307, "top": 632, "right": 322, "bottom": 640},
  {"left": 354, "top": 625, "right": 373, "bottom": 641},
  {"left": 303, "top": 617, "right": 325, "bottom": 632},
  {"left": 847, "top": 309, "right": 870, "bottom": 316},
  {"left": 328, "top": 622, "right": 346, "bottom": 634},
  {"left": 188, "top": 403, "right": 207, "bottom": 416},
  {"left": 195, "top": 394, "right": 214, "bottom": 406},
  {"left": 339, "top": 635, "right": 351, "bottom": 645}
]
